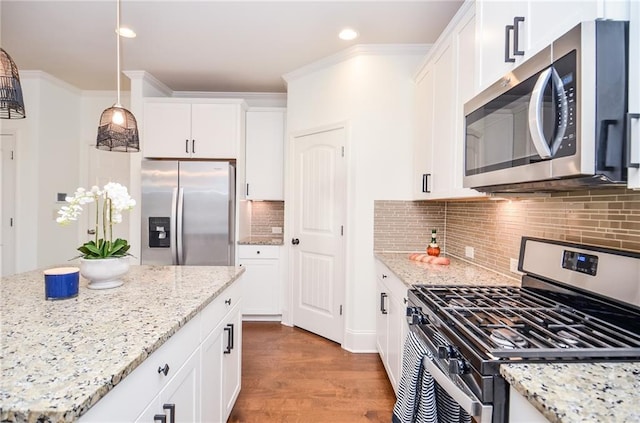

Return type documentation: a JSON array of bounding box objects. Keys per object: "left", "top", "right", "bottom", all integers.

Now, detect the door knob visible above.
[{"left": 291, "top": 238, "right": 300, "bottom": 245}]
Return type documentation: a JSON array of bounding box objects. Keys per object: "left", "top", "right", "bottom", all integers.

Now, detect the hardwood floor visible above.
[{"left": 228, "top": 322, "right": 396, "bottom": 423}]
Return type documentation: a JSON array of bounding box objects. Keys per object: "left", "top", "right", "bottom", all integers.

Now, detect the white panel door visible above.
[
  {"left": 292, "top": 127, "right": 346, "bottom": 344},
  {"left": 0, "top": 133, "right": 16, "bottom": 276}
]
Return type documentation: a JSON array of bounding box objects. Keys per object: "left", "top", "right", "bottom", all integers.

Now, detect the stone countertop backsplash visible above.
[
  {"left": 375, "top": 251, "right": 640, "bottom": 423},
  {"left": 0, "top": 265, "right": 244, "bottom": 423},
  {"left": 237, "top": 236, "right": 284, "bottom": 246}
]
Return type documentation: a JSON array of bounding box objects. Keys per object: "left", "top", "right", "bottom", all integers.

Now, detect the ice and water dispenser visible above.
[{"left": 148, "top": 217, "right": 170, "bottom": 248}]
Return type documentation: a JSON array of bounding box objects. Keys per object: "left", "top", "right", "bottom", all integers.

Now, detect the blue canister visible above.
[{"left": 44, "top": 267, "right": 79, "bottom": 300}]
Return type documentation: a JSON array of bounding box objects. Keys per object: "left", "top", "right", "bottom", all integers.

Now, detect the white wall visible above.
[
  {"left": 1, "top": 72, "right": 83, "bottom": 270},
  {"left": 285, "top": 47, "right": 423, "bottom": 351}
]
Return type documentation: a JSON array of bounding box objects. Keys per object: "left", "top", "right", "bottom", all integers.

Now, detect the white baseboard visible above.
[
  {"left": 342, "top": 328, "right": 377, "bottom": 353},
  {"left": 242, "top": 314, "right": 282, "bottom": 322}
]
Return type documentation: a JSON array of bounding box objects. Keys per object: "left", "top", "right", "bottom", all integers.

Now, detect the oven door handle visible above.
[{"left": 422, "top": 356, "right": 493, "bottom": 423}]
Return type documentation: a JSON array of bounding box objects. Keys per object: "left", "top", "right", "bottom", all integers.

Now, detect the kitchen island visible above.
[{"left": 0, "top": 264, "right": 244, "bottom": 423}]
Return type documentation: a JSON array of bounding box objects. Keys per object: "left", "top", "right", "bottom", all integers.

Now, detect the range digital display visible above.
[{"left": 562, "top": 250, "right": 598, "bottom": 276}]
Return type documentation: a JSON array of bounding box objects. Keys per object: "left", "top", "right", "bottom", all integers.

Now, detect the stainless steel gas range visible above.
[{"left": 406, "top": 237, "right": 640, "bottom": 423}]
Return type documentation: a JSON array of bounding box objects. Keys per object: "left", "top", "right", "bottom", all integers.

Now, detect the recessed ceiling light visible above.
[
  {"left": 116, "top": 27, "right": 136, "bottom": 38},
  {"left": 339, "top": 28, "right": 359, "bottom": 41}
]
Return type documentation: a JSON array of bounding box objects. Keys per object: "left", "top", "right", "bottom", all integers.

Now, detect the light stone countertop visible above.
[
  {"left": 375, "top": 251, "right": 640, "bottom": 423},
  {"left": 501, "top": 363, "right": 640, "bottom": 423},
  {"left": 374, "top": 252, "right": 520, "bottom": 287},
  {"left": 237, "top": 236, "right": 284, "bottom": 246},
  {"left": 0, "top": 265, "right": 244, "bottom": 423}
]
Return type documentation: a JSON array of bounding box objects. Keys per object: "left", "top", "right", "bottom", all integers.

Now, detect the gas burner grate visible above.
[{"left": 412, "top": 285, "right": 640, "bottom": 360}]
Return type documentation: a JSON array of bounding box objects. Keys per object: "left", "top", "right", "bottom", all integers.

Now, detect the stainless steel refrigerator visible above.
[{"left": 141, "top": 160, "right": 235, "bottom": 266}]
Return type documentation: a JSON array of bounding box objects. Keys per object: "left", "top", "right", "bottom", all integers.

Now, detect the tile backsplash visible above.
[
  {"left": 249, "top": 201, "right": 285, "bottom": 237},
  {"left": 374, "top": 188, "right": 640, "bottom": 276}
]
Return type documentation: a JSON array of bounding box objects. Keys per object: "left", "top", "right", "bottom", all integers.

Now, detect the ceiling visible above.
[{"left": 1, "top": 1, "right": 463, "bottom": 93}]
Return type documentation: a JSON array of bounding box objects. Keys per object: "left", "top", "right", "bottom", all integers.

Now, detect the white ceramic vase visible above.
[{"left": 80, "top": 257, "right": 130, "bottom": 290}]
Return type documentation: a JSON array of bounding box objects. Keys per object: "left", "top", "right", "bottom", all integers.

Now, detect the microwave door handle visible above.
[
  {"left": 528, "top": 67, "right": 553, "bottom": 159},
  {"left": 549, "top": 68, "right": 569, "bottom": 156}
]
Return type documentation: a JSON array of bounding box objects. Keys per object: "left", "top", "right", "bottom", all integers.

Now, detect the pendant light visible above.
[
  {"left": 96, "top": 0, "right": 139, "bottom": 152},
  {"left": 0, "top": 48, "right": 26, "bottom": 119}
]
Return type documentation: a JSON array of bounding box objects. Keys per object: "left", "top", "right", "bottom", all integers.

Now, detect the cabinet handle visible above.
[
  {"left": 246, "top": 183, "right": 250, "bottom": 196},
  {"left": 185, "top": 139, "right": 189, "bottom": 154},
  {"left": 504, "top": 24, "right": 515, "bottom": 63},
  {"left": 380, "top": 292, "right": 388, "bottom": 315},
  {"left": 225, "top": 298, "right": 232, "bottom": 305},
  {"left": 163, "top": 404, "right": 175, "bottom": 423},
  {"left": 422, "top": 174, "right": 431, "bottom": 193},
  {"left": 627, "top": 113, "right": 640, "bottom": 168},
  {"left": 157, "top": 363, "right": 170, "bottom": 376},
  {"left": 223, "top": 323, "right": 233, "bottom": 354},
  {"left": 382, "top": 274, "right": 387, "bottom": 279},
  {"left": 154, "top": 415, "right": 167, "bottom": 423},
  {"left": 228, "top": 323, "right": 235, "bottom": 350},
  {"left": 256, "top": 250, "right": 260, "bottom": 255},
  {"left": 192, "top": 139, "right": 196, "bottom": 154},
  {"left": 513, "top": 16, "right": 525, "bottom": 56}
]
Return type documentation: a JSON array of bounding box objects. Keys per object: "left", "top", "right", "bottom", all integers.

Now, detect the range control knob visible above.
[
  {"left": 448, "top": 358, "right": 470, "bottom": 375},
  {"left": 437, "top": 345, "right": 457, "bottom": 359}
]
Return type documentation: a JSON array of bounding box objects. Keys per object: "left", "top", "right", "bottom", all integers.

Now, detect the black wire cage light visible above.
[
  {"left": 0, "top": 48, "right": 26, "bottom": 119},
  {"left": 96, "top": 0, "right": 139, "bottom": 152}
]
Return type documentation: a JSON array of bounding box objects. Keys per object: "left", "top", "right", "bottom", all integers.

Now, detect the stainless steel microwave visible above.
[{"left": 463, "top": 20, "right": 629, "bottom": 193}]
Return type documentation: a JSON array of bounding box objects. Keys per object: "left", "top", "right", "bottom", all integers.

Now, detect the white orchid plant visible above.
[{"left": 57, "top": 182, "right": 136, "bottom": 259}]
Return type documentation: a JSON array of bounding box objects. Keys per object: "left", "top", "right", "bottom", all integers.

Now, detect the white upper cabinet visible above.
[
  {"left": 143, "top": 99, "right": 246, "bottom": 159},
  {"left": 413, "top": 3, "right": 484, "bottom": 200},
  {"left": 628, "top": 1, "right": 640, "bottom": 189},
  {"left": 245, "top": 108, "right": 285, "bottom": 200},
  {"left": 476, "top": 0, "right": 600, "bottom": 90}
]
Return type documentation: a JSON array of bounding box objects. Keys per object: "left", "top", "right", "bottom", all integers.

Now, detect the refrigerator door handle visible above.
[
  {"left": 170, "top": 188, "right": 179, "bottom": 265},
  {"left": 176, "top": 187, "right": 185, "bottom": 265}
]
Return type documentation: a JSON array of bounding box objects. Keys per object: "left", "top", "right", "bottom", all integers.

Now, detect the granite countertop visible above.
[
  {"left": 237, "top": 236, "right": 284, "bottom": 246},
  {"left": 376, "top": 251, "right": 640, "bottom": 423},
  {"left": 0, "top": 264, "right": 244, "bottom": 423},
  {"left": 374, "top": 251, "right": 519, "bottom": 287},
  {"left": 501, "top": 363, "right": 640, "bottom": 423}
]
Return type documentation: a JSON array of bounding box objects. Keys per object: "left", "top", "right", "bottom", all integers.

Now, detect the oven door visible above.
[
  {"left": 463, "top": 45, "right": 577, "bottom": 191},
  {"left": 409, "top": 325, "right": 493, "bottom": 423}
]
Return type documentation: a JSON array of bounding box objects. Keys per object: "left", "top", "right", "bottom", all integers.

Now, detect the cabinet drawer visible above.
[
  {"left": 80, "top": 313, "right": 201, "bottom": 422},
  {"left": 201, "top": 278, "right": 242, "bottom": 338},
  {"left": 238, "top": 245, "right": 280, "bottom": 259}
]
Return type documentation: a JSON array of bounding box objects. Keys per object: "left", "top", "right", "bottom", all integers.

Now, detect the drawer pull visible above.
[
  {"left": 157, "top": 363, "right": 170, "bottom": 376},
  {"left": 256, "top": 250, "right": 260, "bottom": 254},
  {"left": 154, "top": 414, "right": 166, "bottom": 423},
  {"left": 163, "top": 404, "right": 176, "bottom": 423},
  {"left": 224, "top": 324, "right": 233, "bottom": 354}
]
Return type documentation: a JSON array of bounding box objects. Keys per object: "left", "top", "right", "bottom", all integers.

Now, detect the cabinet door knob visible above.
[
  {"left": 225, "top": 298, "right": 232, "bottom": 305},
  {"left": 157, "top": 363, "right": 170, "bottom": 376}
]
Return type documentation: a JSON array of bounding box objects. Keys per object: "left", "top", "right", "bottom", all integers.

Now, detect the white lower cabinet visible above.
[
  {"left": 238, "top": 245, "right": 281, "bottom": 318},
  {"left": 80, "top": 278, "right": 242, "bottom": 423},
  {"left": 508, "top": 386, "right": 549, "bottom": 422},
  {"left": 375, "top": 260, "right": 408, "bottom": 393},
  {"left": 201, "top": 298, "right": 242, "bottom": 422}
]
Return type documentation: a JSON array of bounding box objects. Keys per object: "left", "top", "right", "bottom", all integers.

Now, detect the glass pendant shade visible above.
[
  {"left": 0, "top": 48, "right": 26, "bottom": 119},
  {"left": 97, "top": 105, "right": 140, "bottom": 152}
]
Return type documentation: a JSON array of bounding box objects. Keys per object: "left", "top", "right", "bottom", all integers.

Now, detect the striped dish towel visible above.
[
  {"left": 392, "top": 331, "right": 473, "bottom": 423},
  {"left": 392, "top": 332, "right": 437, "bottom": 423}
]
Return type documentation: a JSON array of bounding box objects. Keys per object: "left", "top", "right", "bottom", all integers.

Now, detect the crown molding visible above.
[
  {"left": 282, "top": 43, "right": 431, "bottom": 84},
  {"left": 123, "top": 70, "right": 173, "bottom": 97},
  {"left": 19, "top": 70, "right": 82, "bottom": 94}
]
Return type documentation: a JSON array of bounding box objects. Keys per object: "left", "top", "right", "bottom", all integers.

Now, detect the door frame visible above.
[
  {"left": 283, "top": 121, "right": 350, "bottom": 342},
  {"left": 0, "top": 131, "right": 17, "bottom": 276}
]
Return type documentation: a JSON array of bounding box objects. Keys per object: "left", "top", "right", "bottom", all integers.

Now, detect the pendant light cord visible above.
[{"left": 115, "top": 0, "right": 122, "bottom": 107}]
